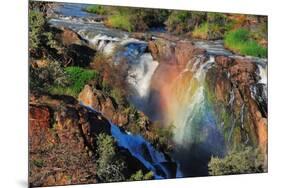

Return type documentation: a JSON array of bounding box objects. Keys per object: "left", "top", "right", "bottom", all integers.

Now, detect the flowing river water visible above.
[{"left": 49, "top": 3, "right": 268, "bottom": 178}]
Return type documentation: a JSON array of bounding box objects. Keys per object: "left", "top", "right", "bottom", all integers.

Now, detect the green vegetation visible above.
[
  {"left": 84, "top": 5, "right": 108, "bottom": 15},
  {"left": 192, "top": 13, "right": 230, "bottom": 40},
  {"left": 130, "top": 170, "right": 153, "bottom": 181},
  {"left": 83, "top": 6, "right": 268, "bottom": 58},
  {"left": 49, "top": 67, "right": 99, "bottom": 97},
  {"left": 149, "top": 122, "right": 175, "bottom": 151},
  {"left": 104, "top": 7, "right": 169, "bottom": 32},
  {"left": 32, "top": 159, "right": 44, "bottom": 168},
  {"left": 106, "top": 12, "right": 133, "bottom": 32},
  {"left": 110, "top": 88, "right": 125, "bottom": 105},
  {"left": 29, "top": 10, "right": 46, "bottom": 50},
  {"left": 166, "top": 11, "right": 194, "bottom": 34},
  {"left": 192, "top": 22, "right": 209, "bottom": 39},
  {"left": 29, "top": 10, "right": 60, "bottom": 58},
  {"left": 224, "top": 29, "right": 267, "bottom": 58},
  {"left": 96, "top": 133, "right": 126, "bottom": 182},
  {"left": 208, "top": 146, "right": 265, "bottom": 175},
  {"left": 90, "top": 52, "right": 128, "bottom": 106},
  {"left": 30, "top": 60, "right": 69, "bottom": 91}
]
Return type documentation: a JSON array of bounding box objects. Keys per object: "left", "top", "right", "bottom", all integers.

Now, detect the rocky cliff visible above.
[{"left": 29, "top": 93, "right": 149, "bottom": 187}]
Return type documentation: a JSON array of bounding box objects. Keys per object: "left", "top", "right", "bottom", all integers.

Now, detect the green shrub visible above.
[
  {"left": 149, "top": 122, "right": 175, "bottom": 151},
  {"left": 207, "top": 13, "right": 228, "bottom": 25},
  {"left": 29, "top": 10, "right": 46, "bottom": 50},
  {"left": 30, "top": 60, "right": 69, "bottom": 92},
  {"left": 96, "top": 133, "right": 126, "bottom": 182},
  {"left": 106, "top": 12, "right": 133, "bottom": 32},
  {"left": 49, "top": 66, "right": 99, "bottom": 97},
  {"left": 84, "top": 5, "right": 108, "bottom": 15},
  {"left": 142, "top": 9, "right": 170, "bottom": 28},
  {"left": 192, "top": 22, "right": 209, "bottom": 39},
  {"left": 166, "top": 11, "right": 206, "bottom": 34},
  {"left": 208, "top": 146, "right": 265, "bottom": 175},
  {"left": 32, "top": 159, "right": 44, "bottom": 168},
  {"left": 224, "top": 29, "right": 267, "bottom": 58},
  {"left": 110, "top": 88, "right": 126, "bottom": 106},
  {"left": 105, "top": 8, "right": 169, "bottom": 32},
  {"left": 29, "top": 10, "right": 60, "bottom": 58},
  {"left": 192, "top": 13, "right": 230, "bottom": 39},
  {"left": 130, "top": 170, "right": 153, "bottom": 181},
  {"left": 166, "top": 11, "right": 192, "bottom": 34}
]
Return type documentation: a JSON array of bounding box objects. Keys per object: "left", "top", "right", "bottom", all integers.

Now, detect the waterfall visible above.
[
  {"left": 110, "top": 124, "right": 176, "bottom": 179},
  {"left": 49, "top": 2, "right": 268, "bottom": 179},
  {"left": 81, "top": 34, "right": 120, "bottom": 55},
  {"left": 81, "top": 104, "right": 181, "bottom": 179},
  {"left": 127, "top": 53, "right": 159, "bottom": 113},
  {"left": 257, "top": 64, "right": 267, "bottom": 85},
  {"left": 250, "top": 63, "right": 268, "bottom": 117},
  {"left": 168, "top": 56, "right": 224, "bottom": 148}
]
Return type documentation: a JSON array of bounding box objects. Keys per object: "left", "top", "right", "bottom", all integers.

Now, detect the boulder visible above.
[
  {"left": 175, "top": 41, "right": 205, "bottom": 66},
  {"left": 148, "top": 38, "right": 205, "bottom": 67},
  {"left": 58, "top": 27, "right": 84, "bottom": 46},
  {"left": 78, "top": 85, "right": 130, "bottom": 126},
  {"left": 148, "top": 39, "right": 175, "bottom": 62}
]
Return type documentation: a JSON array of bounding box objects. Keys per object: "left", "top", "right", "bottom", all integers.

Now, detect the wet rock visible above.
[
  {"left": 175, "top": 41, "right": 205, "bottom": 66},
  {"left": 148, "top": 38, "right": 205, "bottom": 68},
  {"left": 148, "top": 39, "right": 175, "bottom": 62},
  {"left": 130, "top": 32, "right": 152, "bottom": 41},
  {"left": 207, "top": 55, "right": 267, "bottom": 156}
]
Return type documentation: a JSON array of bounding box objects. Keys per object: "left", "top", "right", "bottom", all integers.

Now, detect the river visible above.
[{"left": 49, "top": 2, "right": 268, "bottom": 178}]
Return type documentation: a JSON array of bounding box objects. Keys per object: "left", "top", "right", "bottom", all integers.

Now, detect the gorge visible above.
[{"left": 29, "top": 2, "right": 268, "bottom": 186}]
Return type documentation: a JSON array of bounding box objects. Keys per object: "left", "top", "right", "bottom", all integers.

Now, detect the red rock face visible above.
[
  {"left": 209, "top": 56, "right": 267, "bottom": 156},
  {"left": 29, "top": 93, "right": 151, "bottom": 186},
  {"left": 58, "top": 27, "right": 83, "bottom": 46},
  {"left": 78, "top": 85, "right": 128, "bottom": 126},
  {"left": 175, "top": 41, "right": 205, "bottom": 66},
  {"left": 29, "top": 95, "right": 101, "bottom": 187},
  {"left": 29, "top": 105, "right": 53, "bottom": 151}
]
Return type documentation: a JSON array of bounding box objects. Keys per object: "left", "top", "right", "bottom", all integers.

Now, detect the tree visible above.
[
  {"left": 29, "top": 10, "right": 60, "bottom": 58},
  {"left": 29, "top": 60, "right": 69, "bottom": 92},
  {"left": 96, "top": 134, "right": 126, "bottom": 182},
  {"left": 130, "top": 170, "right": 154, "bottom": 181},
  {"left": 208, "top": 146, "right": 265, "bottom": 176}
]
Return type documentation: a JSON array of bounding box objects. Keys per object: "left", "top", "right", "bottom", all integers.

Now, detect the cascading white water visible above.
[
  {"left": 80, "top": 104, "right": 180, "bottom": 179},
  {"left": 257, "top": 64, "right": 267, "bottom": 85},
  {"left": 127, "top": 54, "right": 159, "bottom": 110},
  {"left": 170, "top": 56, "right": 216, "bottom": 145},
  {"left": 85, "top": 34, "right": 120, "bottom": 55}
]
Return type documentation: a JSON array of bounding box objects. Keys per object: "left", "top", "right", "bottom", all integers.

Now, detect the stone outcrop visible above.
[
  {"left": 206, "top": 56, "right": 268, "bottom": 156},
  {"left": 78, "top": 85, "right": 152, "bottom": 131},
  {"left": 78, "top": 85, "right": 128, "bottom": 126},
  {"left": 29, "top": 94, "right": 147, "bottom": 187},
  {"left": 58, "top": 27, "right": 84, "bottom": 46},
  {"left": 53, "top": 27, "right": 96, "bottom": 67},
  {"left": 148, "top": 38, "right": 205, "bottom": 67}
]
